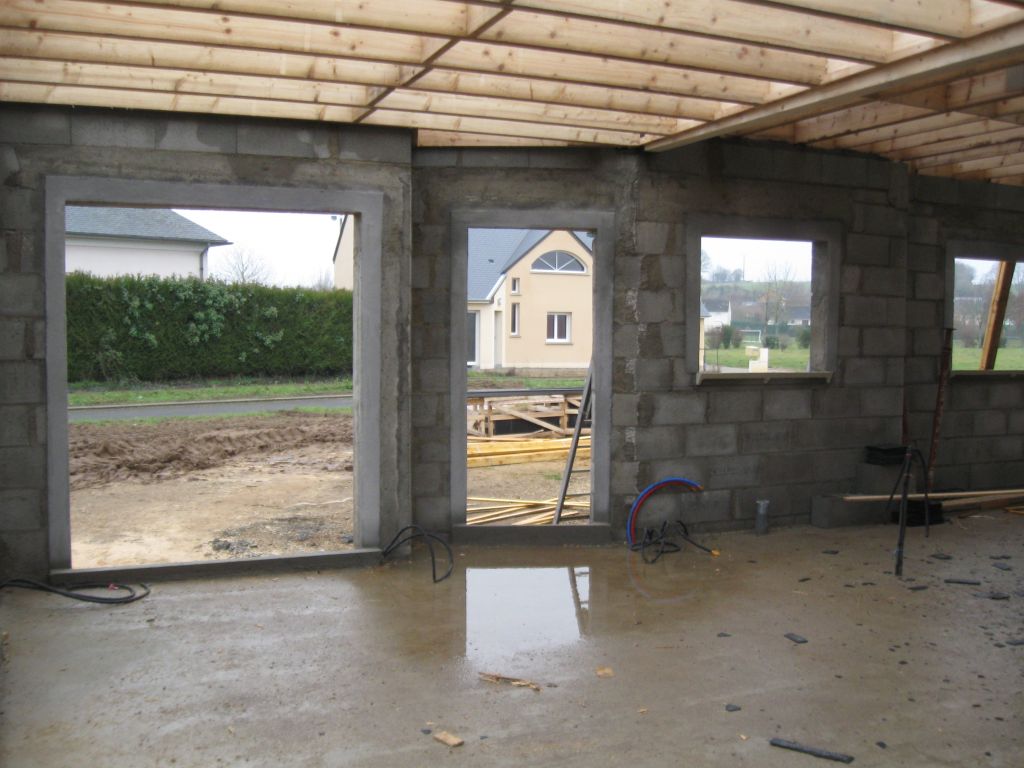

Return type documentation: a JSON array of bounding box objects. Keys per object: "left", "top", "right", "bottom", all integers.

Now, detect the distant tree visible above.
[
  {"left": 720, "top": 324, "right": 735, "bottom": 349},
  {"left": 216, "top": 247, "right": 271, "bottom": 285},
  {"left": 701, "top": 248, "right": 711, "bottom": 276},
  {"left": 310, "top": 269, "right": 335, "bottom": 292},
  {"left": 760, "top": 261, "right": 795, "bottom": 339},
  {"left": 953, "top": 260, "right": 976, "bottom": 297},
  {"left": 730, "top": 268, "right": 744, "bottom": 283},
  {"left": 712, "top": 266, "right": 730, "bottom": 283}
]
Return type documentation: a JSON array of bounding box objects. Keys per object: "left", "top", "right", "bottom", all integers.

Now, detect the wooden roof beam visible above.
[
  {"left": 892, "top": 124, "right": 1024, "bottom": 159},
  {"left": 880, "top": 63, "right": 1024, "bottom": 111},
  {"left": 646, "top": 20, "right": 1024, "bottom": 152},
  {"left": 910, "top": 137, "right": 1024, "bottom": 168}
]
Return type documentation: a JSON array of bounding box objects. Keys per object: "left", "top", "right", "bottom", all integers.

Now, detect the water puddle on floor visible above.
[{"left": 465, "top": 567, "right": 590, "bottom": 666}]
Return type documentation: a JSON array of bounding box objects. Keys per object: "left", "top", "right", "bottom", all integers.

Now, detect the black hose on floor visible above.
[
  {"left": 380, "top": 525, "right": 454, "bottom": 583},
  {"left": 0, "top": 578, "right": 151, "bottom": 604}
]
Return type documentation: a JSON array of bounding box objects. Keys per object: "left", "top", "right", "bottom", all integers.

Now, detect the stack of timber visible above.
[
  {"left": 467, "top": 435, "right": 590, "bottom": 468},
  {"left": 467, "top": 496, "right": 590, "bottom": 526},
  {"left": 467, "top": 392, "right": 586, "bottom": 437}
]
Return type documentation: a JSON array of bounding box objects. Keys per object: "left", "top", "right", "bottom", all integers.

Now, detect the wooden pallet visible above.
[
  {"left": 467, "top": 495, "right": 590, "bottom": 526},
  {"left": 467, "top": 436, "right": 591, "bottom": 468}
]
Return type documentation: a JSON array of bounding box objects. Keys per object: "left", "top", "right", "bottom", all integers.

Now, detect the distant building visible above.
[
  {"left": 703, "top": 299, "right": 732, "bottom": 330},
  {"left": 788, "top": 306, "right": 811, "bottom": 327},
  {"left": 468, "top": 229, "right": 593, "bottom": 371},
  {"left": 65, "top": 206, "right": 229, "bottom": 279}
]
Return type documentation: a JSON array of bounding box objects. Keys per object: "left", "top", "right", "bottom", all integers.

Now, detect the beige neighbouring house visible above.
[
  {"left": 468, "top": 229, "right": 593, "bottom": 371},
  {"left": 331, "top": 214, "right": 355, "bottom": 291}
]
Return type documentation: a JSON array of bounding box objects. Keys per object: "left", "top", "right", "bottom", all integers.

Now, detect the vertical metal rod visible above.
[
  {"left": 894, "top": 447, "right": 912, "bottom": 578},
  {"left": 926, "top": 328, "right": 954, "bottom": 492},
  {"left": 554, "top": 368, "right": 592, "bottom": 525}
]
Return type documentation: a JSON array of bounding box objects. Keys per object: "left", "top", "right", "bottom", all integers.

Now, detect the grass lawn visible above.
[
  {"left": 69, "top": 371, "right": 585, "bottom": 407},
  {"left": 952, "top": 345, "right": 1024, "bottom": 371},
  {"left": 68, "top": 376, "right": 353, "bottom": 407},
  {"left": 703, "top": 346, "right": 811, "bottom": 372}
]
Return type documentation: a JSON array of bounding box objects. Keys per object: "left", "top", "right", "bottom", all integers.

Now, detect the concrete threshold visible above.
[
  {"left": 452, "top": 523, "right": 613, "bottom": 546},
  {"left": 50, "top": 548, "right": 381, "bottom": 584}
]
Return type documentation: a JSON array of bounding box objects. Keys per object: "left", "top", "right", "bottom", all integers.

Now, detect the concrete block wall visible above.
[
  {"left": 0, "top": 105, "right": 413, "bottom": 578},
  {"left": 905, "top": 176, "right": 1024, "bottom": 490}
]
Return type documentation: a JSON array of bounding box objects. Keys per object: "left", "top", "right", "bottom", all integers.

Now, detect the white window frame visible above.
[
  {"left": 510, "top": 302, "right": 520, "bottom": 336},
  {"left": 510, "top": 276, "right": 521, "bottom": 294},
  {"left": 531, "top": 250, "right": 587, "bottom": 274},
  {"left": 546, "top": 312, "right": 571, "bottom": 344},
  {"left": 467, "top": 310, "right": 479, "bottom": 367}
]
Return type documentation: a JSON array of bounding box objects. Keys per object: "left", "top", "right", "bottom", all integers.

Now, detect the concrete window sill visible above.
[
  {"left": 950, "top": 370, "right": 1024, "bottom": 379},
  {"left": 696, "top": 371, "right": 833, "bottom": 385}
]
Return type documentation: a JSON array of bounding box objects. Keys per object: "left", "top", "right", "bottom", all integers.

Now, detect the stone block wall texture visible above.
[
  {"left": 0, "top": 105, "right": 412, "bottom": 578},
  {"left": 4, "top": 103, "right": 1024, "bottom": 576}
]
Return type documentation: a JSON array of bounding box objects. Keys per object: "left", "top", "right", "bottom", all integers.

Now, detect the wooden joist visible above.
[{"left": 842, "top": 488, "right": 1024, "bottom": 502}]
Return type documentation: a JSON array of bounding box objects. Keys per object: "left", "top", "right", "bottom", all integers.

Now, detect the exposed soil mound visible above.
[{"left": 69, "top": 411, "right": 353, "bottom": 489}]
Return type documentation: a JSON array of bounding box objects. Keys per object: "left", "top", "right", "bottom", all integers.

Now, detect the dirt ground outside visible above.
[{"left": 69, "top": 412, "right": 590, "bottom": 568}]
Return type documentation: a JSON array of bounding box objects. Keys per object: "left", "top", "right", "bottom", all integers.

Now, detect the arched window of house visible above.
[{"left": 531, "top": 250, "right": 586, "bottom": 273}]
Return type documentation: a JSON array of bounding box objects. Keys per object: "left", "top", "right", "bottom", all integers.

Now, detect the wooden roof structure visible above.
[{"left": 3, "top": 1, "right": 1024, "bottom": 185}]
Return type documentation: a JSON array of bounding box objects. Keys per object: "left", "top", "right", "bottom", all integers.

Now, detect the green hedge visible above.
[{"left": 66, "top": 273, "right": 353, "bottom": 382}]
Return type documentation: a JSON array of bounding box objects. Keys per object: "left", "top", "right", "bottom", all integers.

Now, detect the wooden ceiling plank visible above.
[
  {"left": 793, "top": 101, "right": 933, "bottom": 143},
  {"left": 824, "top": 114, "right": 994, "bottom": 150},
  {"left": 0, "top": 0, "right": 449, "bottom": 64},
  {"left": 0, "top": 80, "right": 363, "bottom": 121},
  {"left": 910, "top": 137, "right": 1024, "bottom": 168},
  {"left": 417, "top": 129, "right": 575, "bottom": 147},
  {"left": 361, "top": 108, "right": 658, "bottom": 145},
  {"left": 376, "top": 88, "right": 695, "bottom": 134},
  {"left": 481, "top": 10, "right": 835, "bottom": 86},
  {"left": 646, "top": 19, "right": 1024, "bottom": 152},
  {"left": 416, "top": 68, "right": 743, "bottom": 122},
  {"left": 513, "top": 0, "right": 908, "bottom": 63},
  {"left": 0, "top": 56, "right": 377, "bottom": 106},
  {"left": 126, "top": 0, "right": 500, "bottom": 37},
  {"left": 0, "top": 28, "right": 418, "bottom": 86},
  {"left": 735, "top": 0, "right": 1024, "bottom": 37},
  {"left": 881, "top": 63, "right": 1024, "bottom": 110},
  {"left": 983, "top": 161, "right": 1024, "bottom": 177},
  {"left": 924, "top": 148, "right": 1024, "bottom": 174},
  {"left": 881, "top": 121, "right": 1024, "bottom": 156},
  {"left": 436, "top": 41, "right": 804, "bottom": 105}
]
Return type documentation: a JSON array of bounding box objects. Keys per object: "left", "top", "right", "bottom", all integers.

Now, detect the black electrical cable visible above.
[
  {"left": 0, "top": 578, "right": 150, "bottom": 604},
  {"left": 630, "top": 520, "right": 715, "bottom": 565},
  {"left": 380, "top": 525, "right": 454, "bottom": 583}
]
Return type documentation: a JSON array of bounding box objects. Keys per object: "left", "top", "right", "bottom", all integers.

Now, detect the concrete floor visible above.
[{"left": 2, "top": 516, "right": 1022, "bottom": 767}]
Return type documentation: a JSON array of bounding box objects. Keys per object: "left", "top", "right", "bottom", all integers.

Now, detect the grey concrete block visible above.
[
  {"left": 738, "top": 421, "right": 792, "bottom": 454},
  {"left": 861, "top": 266, "right": 905, "bottom": 297},
  {"left": 812, "top": 389, "right": 861, "bottom": 419},
  {"left": 636, "top": 222, "right": 671, "bottom": 254},
  {"left": 413, "top": 358, "right": 448, "bottom": 393},
  {"left": 708, "top": 389, "right": 762, "bottom": 423},
  {"left": 412, "top": 148, "right": 460, "bottom": 167},
  {"left": 0, "top": 274, "right": 43, "bottom": 316},
  {"left": 0, "top": 406, "right": 31, "bottom": 446},
  {"left": 906, "top": 299, "right": 939, "bottom": 329},
  {"left": 811, "top": 496, "right": 888, "bottom": 528},
  {"left": 237, "top": 123, "right": 331, "bottom": 159},
  {"left": 0, "top": 445, "right": 44, "bottom": 488},
  {"left": 411, "top": 462, "right": 444, "bottom": 497},
  {"left": 0, "top": 489, "right": 42, "bottom": 530},
  {"left": 685, "top": 424, "right": 738, "bottom": 457},
  {"left": 950, "top": 383, "right": 990, "bottom": 411},
  {"left": 854, "top": 203, "right": 905, "bottom": 236},
  {"left": 774, "top": 148, "right": 822, "bottom": 184},
  {"left": 855, "top": 462, "right": 913, "bottom": 495},
  {"left": 912, "top": 327, "right": 942, "bottom": 356},
  {"left": 527, "top": 149, "right": 595, "bottom": 169},
  {"left": 843, "top": 357, "right": 887, "bottom": 386},
  {"left": 0, "top": 530, "right": 48, "bottom": 580},
  {"left": 457, "top": 148, "right": 529, "bottom": 169},
  {"left": 842, "top": 296, "right": 888, "bottom": 326},
  {"left": 821, "top": 153, "right": 867, "bottom": 187},
  {"left": 0, "top": 187, "right": 33, "bottom": 230},
  {"left": 908, "top": 216, "right": 939, "bottom": 245},
  {"left": 973, "top": 411, "right": 1007, "bottom": 436},
  {"left": 913, "top": 174, "right": 959, "bottom": 205},
  {"left": 613, "top": 393, "right": 640, "bottom": 427},
  {"left": 640, "top": 458, "right": 707, "bottom": 488},
  {"left": 859, "top": 386, "right": 902, "bottom": 417},
  {"left": 907, "top": 243, "right": 940, "bottom": 273},
  {"left": 676, "top": 489, "right": 733, "bottom": 525},
  {"left": 845, "top": 233, "right": 891, "bottom": 266},
  {"left": 914, "top": 272, "right": 943, "bottom": 301},
  {"left": 0, "top": 361, "right": 43, "bottom": 404},
  {"left": 413, "top": 496, "right": 450, "bottom": 531},
  {"left": 650, "top": 392, "right": 707, "bottom": 425},
  {"left": 989, "top": 382, "right": 1024, "bottom": 409},
  {"left": 837, "top": 327, "right": 861, "bottom": 357},
  {"left": 863, "top": 327, "right": 905, "bottom": 357},
  {"left": 0, "top": 319, "right": 25, "bottom": 360},
  {"left": 634, "top": 358, "right": 673, "bottom": 391},
  {"left": 840, "top": 265, "right": 861, "bottom": 293},
  {"left": 635, "top": 290, "right": 674, "bottom": 323},
  {"left": 706, "top": 455, "right": 760, "bottom": 489},
  {"left": 763, "top": 389, "right": 812, "bottom": 421},
  {"left": 970, "top": 460, "right": 1024, "bottom": 490},
  {"left": 635, "top": 426, "right": 684, "bottom": 461},
  {"left": 154, "top": 118, "right": 237, "bottom": 153},
  {"left": 865, "top": 157, "right": 895, "bottom": 190},
  {"left": 0, "top": 105, "right": 70, "bottom": 145},
  {"left": 71, "top": 113, "right": 158, "bottom": 149}
]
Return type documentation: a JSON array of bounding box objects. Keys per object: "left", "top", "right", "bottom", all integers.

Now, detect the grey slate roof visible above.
[
  {"left": 468, "top": 228, "right": 593, "bottom": 301},
  {"left": 65, "top": 206, "right": 230, "bottom": 246}
]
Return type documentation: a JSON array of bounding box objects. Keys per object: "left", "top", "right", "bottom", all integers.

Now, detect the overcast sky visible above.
[
  {"left": 701, "top": 237, "right": 813, "bottom": 282},
  {"left": 176, "top": 209, "right": 343, "bottom": 287}
]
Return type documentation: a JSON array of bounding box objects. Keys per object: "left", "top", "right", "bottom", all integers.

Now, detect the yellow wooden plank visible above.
[
  {"left": 0, "top": 57, "right": 377, "bottom": 106},
  {"left": 911, "top": 138, "right": 1024, "bottom": 169},
  {"left": 0, "top": 0, "right": 448, "bottom": 64},
  {"left": 417, "top": 69, "right": 740, "bottom": 122},
  {"left": 379, "top": 88, "right": 694, "bottom": 134},
  {"left": 481, "top": 10, "right": 835, "bottom": 86},
  {"left": 362, "top": 108, "right": 657, "bottom": 145},
  {"left": 516, "top": 0, "right": 906, "bottom": 63},
  {"left": 646, "top": 20, "right": 1024, "bottom": 152},
  {"left": 0, "top": 29, "right": 416, "bottom": 86},
  {"left": 467, "top": 448, "right": 590, "bottom": 468},
  {"left": 0, "top": 81, "right": 363, "bottom": 122},
  {"left": 417, "top": 130, "right": 572, "bottom": 147},
  {"left": 980, "top": 260, "right": 1016, "bottom": 369},
  {"left": 435, "top": 41, "right": 801, "bottom": 105}
]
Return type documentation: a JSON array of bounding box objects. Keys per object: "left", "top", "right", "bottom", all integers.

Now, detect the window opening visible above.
[
  {"left": 547, "top": 312, "right": 571, "bottom": 343},
  {"left": 532, "top": 250, "right": 586, "bottom": 273},
  {"left": 952, "top": 257, "right": 1023, "bottom": 371}
]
